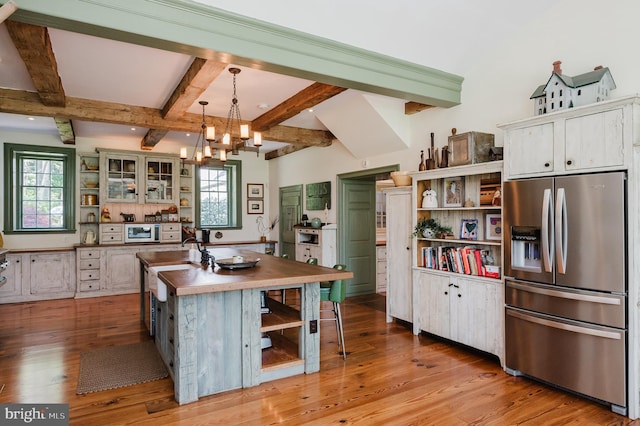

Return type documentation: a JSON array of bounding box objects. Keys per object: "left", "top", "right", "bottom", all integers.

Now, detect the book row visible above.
[{"left": 421, "top": 245, "right": 500, "bottom": 279}]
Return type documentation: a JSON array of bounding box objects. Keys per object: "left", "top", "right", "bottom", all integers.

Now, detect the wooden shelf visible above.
[
  {"left": 261, "top": 297, "right": 304, "bottom": 332},
  {"left": 261, "top": 331, "right": 303, "bottom": 371}
]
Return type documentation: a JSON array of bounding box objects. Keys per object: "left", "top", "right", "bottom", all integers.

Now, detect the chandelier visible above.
[{"left": 180, "top": 67, "right": 261, "bottom": 165}]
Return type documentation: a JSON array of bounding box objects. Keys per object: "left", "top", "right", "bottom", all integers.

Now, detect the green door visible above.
[
  {"left": 341, "top": 179, "right": 376, "bottom": 296},
  {"left": 279, "top": 185, "right": 302, "bottom": 258}
]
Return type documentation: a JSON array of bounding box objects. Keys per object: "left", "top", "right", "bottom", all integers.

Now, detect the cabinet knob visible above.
[
  {"left": 566, "top": 160, "right": 573, "bottom": 166},
  {"left": 169, "top": 314, "right": 174, "bottom": 320},
  {"left": 444, "top": 291, "right": 448, "bottom": 295},
  {"left": 544, "top": 162, "right": 550, "bottom": 167},
  {"left": 458, "top": 294, "right": 462, "bottom": 298},
  {"left": 32, "top": 259, "right": 35, "bottom": 263},
  {"left": 406, "top": 247, "right": 410, "bottom": 251}
]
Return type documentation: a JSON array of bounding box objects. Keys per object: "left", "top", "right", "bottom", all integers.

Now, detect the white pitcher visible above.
[{"left": 84, "top": 230, "right": 96, "bottom": 245}]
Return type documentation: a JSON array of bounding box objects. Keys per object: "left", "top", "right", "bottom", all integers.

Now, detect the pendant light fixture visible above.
[{"left": 180, "top": 67, "right": 261, "bottom": 165}]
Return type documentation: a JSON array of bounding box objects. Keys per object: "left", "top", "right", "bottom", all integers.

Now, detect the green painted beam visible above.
[{"left": 5, "top": 0, "right": 463, "bottom": 107}]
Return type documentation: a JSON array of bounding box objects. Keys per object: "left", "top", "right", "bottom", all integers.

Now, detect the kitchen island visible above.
[{"left": 136, "top": 247, "right": 352, "bottom": 404}]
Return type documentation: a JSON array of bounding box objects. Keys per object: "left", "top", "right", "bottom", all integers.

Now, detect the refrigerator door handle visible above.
[
  {"left": 541, "top": 188, "right": 554, "bottom": 273},
  {"left": 507, "top": 280, "right": 622, "bottom": 306},
  {"left": 555, "top": 187, "right": 568, "bottom": 274},
  {"left": 507, "top": 308, "right": 623, "bottom": 340}
]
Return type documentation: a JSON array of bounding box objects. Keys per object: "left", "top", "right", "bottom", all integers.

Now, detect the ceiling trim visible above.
[{"left": 7, "top": 0, "right": 463, "bottom": 107}]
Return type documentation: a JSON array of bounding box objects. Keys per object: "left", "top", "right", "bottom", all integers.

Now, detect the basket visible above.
[{"left": 390, "top": 171, "right": 412, "bottom": 187}]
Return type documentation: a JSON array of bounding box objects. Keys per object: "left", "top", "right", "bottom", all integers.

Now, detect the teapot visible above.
[{"left": 84, "top": 230, "right": 96, "bottom": 245}]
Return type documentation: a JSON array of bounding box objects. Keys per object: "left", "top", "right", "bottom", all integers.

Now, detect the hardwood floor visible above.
[{"left": 0, "top": 292, "right": 636, "bottom": 425}]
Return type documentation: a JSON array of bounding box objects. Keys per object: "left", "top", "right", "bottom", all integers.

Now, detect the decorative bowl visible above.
[
  {"left": 84, "top": 182, "right": 98, "bottom": 188},
  {"left": 311, "top": 217, "right": 322, "bottom": 228},
  {"left": 390, "top": 171, "right": 412, "bottom": 187}
]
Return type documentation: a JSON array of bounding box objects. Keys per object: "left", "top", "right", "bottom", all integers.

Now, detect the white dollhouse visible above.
[{"left": 530, "top": 61, "right": 616, "bottom": 115}]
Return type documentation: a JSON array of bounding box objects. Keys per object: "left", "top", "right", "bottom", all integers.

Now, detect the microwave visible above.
[{"left": 124, "top": 223, "right": 159, "bottom": 243}]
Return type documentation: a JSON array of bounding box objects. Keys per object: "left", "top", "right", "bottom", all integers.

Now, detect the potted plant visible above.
[{"left": 413, "top": 218, "right": 452, "bottom": 239}]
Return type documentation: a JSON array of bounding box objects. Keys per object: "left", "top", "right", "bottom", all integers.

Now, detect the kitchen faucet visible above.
[{"left": 181, "top": 237, "right": 213, "bottom": 266}]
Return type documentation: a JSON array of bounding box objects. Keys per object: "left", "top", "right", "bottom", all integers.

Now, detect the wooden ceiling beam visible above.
[
  {"left": 54, "top": 117, "right": 75, "bottom": 144},
  {"left": 405, "top": 101, "right": 434, "bottom": 115},
  {"left": 161, "top": 58, "right": 227, "bottom": 119},
  {"left": 5, "top": 20, "right": 65, "bottom": 107},
  {"left": 1, "top": 88, "right": 333, "bottom": 148},
  {"left": 142, "top": 58, "right": 228, "bottom": 149},
  {"left": 264, "top": 143, "right": 311, "bottom": 160},
  {"left": 252, "top": 83, "right": 347, "bottom": 132}
]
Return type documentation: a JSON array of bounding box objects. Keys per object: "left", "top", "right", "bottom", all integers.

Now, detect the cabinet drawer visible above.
[
  {"left": 101, "top": 224, "right": 123, "bottom": 233},
  {"left": 79, "top": 280, "right": 100, "bottom": 292},
  {"left": 79, "top": 259, "right": 100, "bottom": 270},
  {"left": 80, "top": 270, "right": 100, "bottom": 281},
  {"left": 161, "top": 231, "right": 181, "bottom": 242},
  {"left": 79, "top": 249, "right": 100, "bottom": 260},
  {"left": 101, "top": 232, "right": 123, "bottom": 243},
  {"left": 161, "top": 223, "right": 181, "bottom": 232}
]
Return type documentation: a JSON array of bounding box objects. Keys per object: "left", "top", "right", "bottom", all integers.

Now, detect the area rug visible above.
[{"left": 77, "top": 340, "right": 168, "bottom": 394}]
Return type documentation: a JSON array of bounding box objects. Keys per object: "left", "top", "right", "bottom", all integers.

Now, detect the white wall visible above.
[
  {"left": 266, "top": 0, "right": 640, "bottom": 222},
  {"left": 0, "top": 131, "right": 269, "bottom": 249}
]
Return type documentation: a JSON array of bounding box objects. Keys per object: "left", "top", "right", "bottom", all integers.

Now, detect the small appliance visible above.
[{"left": 124, "top": 223, "right": 159, "bottom": 243}]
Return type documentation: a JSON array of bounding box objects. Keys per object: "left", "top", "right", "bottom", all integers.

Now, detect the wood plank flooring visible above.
[{"left": 0, "top": 292, "right": 636, "bottom": 425}]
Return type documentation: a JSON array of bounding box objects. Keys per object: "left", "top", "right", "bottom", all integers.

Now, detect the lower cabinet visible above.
[
  {"left": 412, "top": 269, "right": 504, "bottom": 366},
  {"left": 104, "top": 247, "right": 140, "bottom": 293},
  {"left": 0, "top": 250, "right": 75, "bottom": 304}
]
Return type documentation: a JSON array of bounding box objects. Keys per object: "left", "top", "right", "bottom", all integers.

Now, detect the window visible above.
[
  {"left": 3, "top": 143, "right": 76, "bottom": 234},
  {"left": 376, "top": 189, "right": 386, "bottom": 229},
  {"left": 195, "top": 160, "right": 242, "bottom": 229}
]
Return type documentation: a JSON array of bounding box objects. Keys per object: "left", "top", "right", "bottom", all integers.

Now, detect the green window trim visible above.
[
  {"left": 3, "top": 143, "right": 76, "bottom": 234},
  {"left": 195, "top": 159, "right": 242, "bottom": 230}
]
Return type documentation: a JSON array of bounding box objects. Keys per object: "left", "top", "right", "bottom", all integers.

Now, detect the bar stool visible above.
[{"left": 320, "top": 264, "right": 348, "bottom": 360}]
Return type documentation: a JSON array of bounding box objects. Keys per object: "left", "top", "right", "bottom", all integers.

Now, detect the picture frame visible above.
[
  {"left": 485, "top": 213, "right": 502, "bottom": 241},
  {"left": 443, "top": 176, "right": 464, "bottom": 207},
  {"left": 247, "top": 183, "right": 264, "bottom": 199},
  {"left": 460, "top": 218, "right": 479, "bottom": 240},
  {"left": 247, "top": 199, "right": 264, "bottom": 214}
]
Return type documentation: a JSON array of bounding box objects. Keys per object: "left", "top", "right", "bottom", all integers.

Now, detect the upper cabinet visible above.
[
  {"left": 98, "top": 149, "right": 180, "bottom": 205},
  {"left": 145, "top": 157, "right": 177, "bottom": 204},
  {"left": 499, "top": 96, "right": 638, "bottom": 180}
]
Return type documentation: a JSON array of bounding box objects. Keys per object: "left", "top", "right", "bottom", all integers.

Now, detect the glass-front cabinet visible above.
[
  {"left": 145, "top": 158, "right": 177, "bottom": 203},
  {"left": 98, "top": 149, "right": 180, "bottom": 205},
  {"left": 102, "top": 153, "right": 139, "bottom": 203}
]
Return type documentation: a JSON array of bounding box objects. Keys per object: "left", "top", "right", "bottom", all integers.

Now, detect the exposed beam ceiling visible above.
[{"left": 0, "top": 88, "right": 335, "bottom": 148}]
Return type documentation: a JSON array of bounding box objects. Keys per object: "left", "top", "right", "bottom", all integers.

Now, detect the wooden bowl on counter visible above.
[{"left": 390, "top": 171, "right": 412, "bottom": 187}]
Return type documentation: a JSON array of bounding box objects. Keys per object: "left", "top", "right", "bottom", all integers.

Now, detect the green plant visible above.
[{"left": 412, "top": 218, "right": 452, "bottom": 238}]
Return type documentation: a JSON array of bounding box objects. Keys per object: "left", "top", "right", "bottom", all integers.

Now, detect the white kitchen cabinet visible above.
[
  {"left": 0, "top": 254, "right": 24, "bottom": 301},
  {"left": 29, "top": 252, "right": 75, "bottom": 297},
  {"left": 1, "top": 251, "right": 74, "bottom": 303},
  {"left": 104, "top": 246, "right": 140, "bottom": 293},
  {"left": 412, "top": 269, "right": 504, "bottom": 365},
  {"left": 384, "top": 186, "right": 412, "bottom": 323},
  {"left": 501, "top": 97, "right": 630, "bottom": 179},
  {"left": 294, "top": 224, "right": 336, "bottom": 267}
]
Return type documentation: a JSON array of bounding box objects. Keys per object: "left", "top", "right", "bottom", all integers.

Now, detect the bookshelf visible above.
[{"left": 410, "top": 161, "right": 504, "bottom": 366}]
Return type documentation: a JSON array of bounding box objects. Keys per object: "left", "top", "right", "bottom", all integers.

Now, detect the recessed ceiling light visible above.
[
  {"left": 27, "top": 117, "right": 35, "bottom": 121},
  {"left": 307, "top": 108, "right": 314, "bottom": 113},
  {"left": 131, "top": 127, "right": 136, "bottom": 131},
  {"left": 257, "top": 103, "right": 270, "bottom": 110},
  {"left": 186, "top": 133, "right": 191, "bottom": 137}
]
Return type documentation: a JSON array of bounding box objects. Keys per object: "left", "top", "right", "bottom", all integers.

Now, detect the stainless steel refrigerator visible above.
[{"left": 503, "top": 171, "right": 627, "bottom": 415}]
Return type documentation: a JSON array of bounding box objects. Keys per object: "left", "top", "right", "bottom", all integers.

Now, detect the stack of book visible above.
[{"left": 421, "top": 246, "right": 500, "bottom": 278}]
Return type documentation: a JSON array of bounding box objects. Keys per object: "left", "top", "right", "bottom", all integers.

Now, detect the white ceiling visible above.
[{"left": 0, "top": 1, "right": 560, "bottom": 153}]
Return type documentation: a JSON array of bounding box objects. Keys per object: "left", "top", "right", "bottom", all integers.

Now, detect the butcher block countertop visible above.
[{"left": 137, "top": 247, "right": 353, "bottom": 296}]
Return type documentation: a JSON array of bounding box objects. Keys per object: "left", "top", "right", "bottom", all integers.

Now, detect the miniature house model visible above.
[{"left": 530, "top": 61, "right": 616, "bottom": 115}]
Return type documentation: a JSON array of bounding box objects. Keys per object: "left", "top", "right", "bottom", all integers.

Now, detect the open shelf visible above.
[
  {"left": 261, "top": 330, "right": 304, "bottom": 372},
  {"left": 262, "top": 297, "right": 304, "bottom": 332}
]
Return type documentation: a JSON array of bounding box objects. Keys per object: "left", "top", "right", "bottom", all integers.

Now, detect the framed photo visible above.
[
  {"left": 485, "top": 213, "right": 502, "bottom": 241},
  {"left": 247, "top": 183, "right": 264, "bottom": 199},
  {"left": 247, "top": 199, "right": 264, "bottom": 214},
  {"left": 460, "top": 218, "right": 479, "bottom": 240},
  {"left": 443, "top": 176, "right": 464, "bottom": 207}
]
